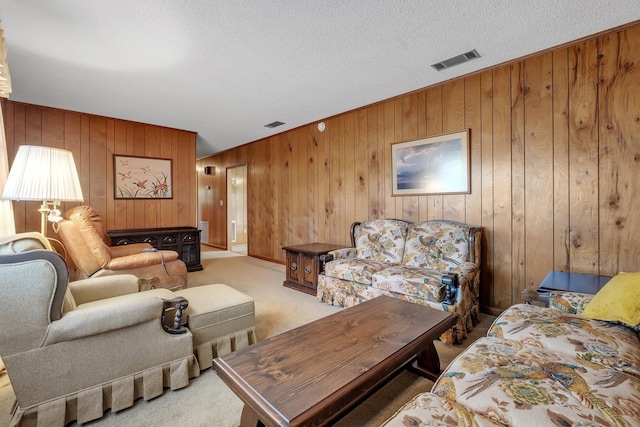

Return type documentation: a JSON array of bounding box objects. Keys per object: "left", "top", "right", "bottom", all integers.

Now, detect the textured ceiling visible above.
[{"left": 1, "top": 1, "right": 640, "bottom": 158}]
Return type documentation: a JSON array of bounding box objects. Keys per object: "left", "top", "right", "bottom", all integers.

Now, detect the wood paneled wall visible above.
[
  {"left": 198, "top": 23, "right": 640, "bottom": 312},
  {"left": 3, "top": 102, "right": 197, "bottom": 234}
]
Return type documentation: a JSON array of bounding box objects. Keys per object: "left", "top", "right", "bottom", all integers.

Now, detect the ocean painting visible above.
[{"left": 392, "top": 130, "right": 469, "bottom": 195}]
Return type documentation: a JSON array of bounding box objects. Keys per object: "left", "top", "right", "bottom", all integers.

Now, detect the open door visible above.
[{"left": 227, "top": 165, "right": 247, "bottom": 254}]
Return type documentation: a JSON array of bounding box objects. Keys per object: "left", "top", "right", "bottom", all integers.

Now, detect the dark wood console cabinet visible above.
[
  {"left": 107, "top": 227, "right": 203, "bottom": 272},
  {"left": 282, "top": 243, "right": 345, "bottom": 295}
]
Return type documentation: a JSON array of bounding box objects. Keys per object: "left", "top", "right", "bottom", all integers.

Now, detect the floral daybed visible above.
[
  {"left": 383, "top": 282, "right": 640, "bottom": 426},
  {"left": 316, "top": 219, "right": 482, "bottom": 344}
]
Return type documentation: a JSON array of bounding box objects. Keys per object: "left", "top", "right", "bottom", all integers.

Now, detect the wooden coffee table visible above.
[{"left": 213, "top": 296, "right": 458, "bottom": 427}]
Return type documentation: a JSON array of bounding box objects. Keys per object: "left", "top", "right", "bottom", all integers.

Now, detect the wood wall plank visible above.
[
  {"left": 568, "top": 40, "right": 600, "bottom": 274},
  {"left": 492, "top": 65, "right": 513, "bottom": 309},
  {"left": 523, "top": 53, "right": 554, "bottom": 292},
  {"left": 464, "top": 75, "right": 482, "bottom": 227},
  {"left": 510, "top": 62, "right": 526, "bottom": 305},
  {"left": 552, "top": 49, "right": 571, "bottom": 272},
  {"left": 479, "top": 71, "right": 495, "bottom": 309},
  {"left": 355, "top": 110, "right": 368, "bottom": 222},
  {"left": 369, "top": 105, "right": 382, "bottom": 219}
]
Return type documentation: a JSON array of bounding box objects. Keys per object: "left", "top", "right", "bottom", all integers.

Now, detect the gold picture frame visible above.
[
  {"left": 391, "top": 130, "right": 470, "bottom": 196},
  {"left": 113, "top": 155, "right": 173, "bottom": 199}
]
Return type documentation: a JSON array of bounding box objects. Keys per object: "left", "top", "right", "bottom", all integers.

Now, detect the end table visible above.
[
  {"left": 282, "top": 243, "right": 346, "bottom": 295},
  {"left": 532, "top": 271, "right": 611, "bottom": 305}
]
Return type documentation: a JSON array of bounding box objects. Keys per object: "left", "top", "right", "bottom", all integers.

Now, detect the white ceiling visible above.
[{"left": 1, "top": 1, "right": 640, "bottom": 158}]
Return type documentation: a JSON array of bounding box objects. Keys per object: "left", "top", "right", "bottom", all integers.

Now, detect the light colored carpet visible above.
[{"left": 0, "top": 247, "right": 495, "bottom": 426}]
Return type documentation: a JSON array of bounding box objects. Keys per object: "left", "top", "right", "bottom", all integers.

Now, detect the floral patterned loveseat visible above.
[
  {"left": 316, "top": 219, "right": 482, "bottom": 344},
  {"left": 383, "top": 291, "right": 640, "bottom": 426}
]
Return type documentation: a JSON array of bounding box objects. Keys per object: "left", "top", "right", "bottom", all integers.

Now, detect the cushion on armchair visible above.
[
  {"left": 402, "top": 221, "right": 471, "bottom": 269},
  {"left": 354, "top": 219, "right": 409, "bottom": 264}
]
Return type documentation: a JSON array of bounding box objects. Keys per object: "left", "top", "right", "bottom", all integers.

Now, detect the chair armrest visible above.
[
  {"left": 161, "top": 297, "right": 189, "bottom": 334},
  {"left": 109, "top": 243, "right": 153, "bottom": 257},
  {"left": 69, "top": 274, "right": 140, "bottom": 304},
  {"left": 44, "top": 297, "right": 166, "bottom": 345},
  {"left": 106, "top": 250, "right": 179, "bottom": 269}
]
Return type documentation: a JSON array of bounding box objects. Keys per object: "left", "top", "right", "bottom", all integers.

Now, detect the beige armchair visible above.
[
  {"left": 56, "top": 205, "right": 187, "bottom": 290},
  {"left": 0, "top": 249, "right": 200, "bottom": 427}
]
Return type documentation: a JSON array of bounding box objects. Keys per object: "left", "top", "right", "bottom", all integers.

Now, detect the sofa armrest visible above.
[
  {"left": 548, "top": 291, "right": 594, "bottom": 315},
  {"left": 325, "top": 247, "right": 357, "bottom": 261},
  {"left": 442, "top": 273, "right": 459, "bottom": 305}
]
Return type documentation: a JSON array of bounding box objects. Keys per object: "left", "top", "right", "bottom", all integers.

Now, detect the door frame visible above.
[{"left": 226, "top": 164, "right": 248, "bottom": 254}]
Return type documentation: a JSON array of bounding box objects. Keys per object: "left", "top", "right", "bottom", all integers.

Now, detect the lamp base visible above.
[{"left": 37, "top": 201, "right": 62, "bottom": 237}]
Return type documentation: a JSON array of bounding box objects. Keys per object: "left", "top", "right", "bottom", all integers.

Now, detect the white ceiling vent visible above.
[
  {"left": 431, "top": 49, "right": 481, "bottom": 71},
  {"left": 264, "top": 121, "right": 285, "bottom": 128}
]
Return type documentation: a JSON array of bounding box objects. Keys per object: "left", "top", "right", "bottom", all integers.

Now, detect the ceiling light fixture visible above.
[
  {"left": 264, "top": 121, "right": 285, "bottom": 129},
  {"left": 431, "top": 49, "right": 481, "bottom": 71}
]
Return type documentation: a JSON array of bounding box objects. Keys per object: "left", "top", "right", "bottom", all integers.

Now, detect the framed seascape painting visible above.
[
  {"left": 391, "top": 130, "right": 470, "bottom": 196},
  {"left": 113, "top": 155, "right": 173, "bottom": 199}
]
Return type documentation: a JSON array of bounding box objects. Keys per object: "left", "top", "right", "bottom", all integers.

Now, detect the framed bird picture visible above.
[{"left": 113, "top": 154, "right": 173, "bottom": 199}]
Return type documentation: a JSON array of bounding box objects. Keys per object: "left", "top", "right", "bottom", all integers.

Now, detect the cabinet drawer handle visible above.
[
  {"left": 290, "top": 263, "right": 297, "bottom": 271},
  {"left": 305, "top": 266, "right": 312, "bottom": 274}
]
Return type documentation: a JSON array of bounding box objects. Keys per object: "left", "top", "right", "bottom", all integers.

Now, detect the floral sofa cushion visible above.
[
  {"left": 382, "top": 392, "right": 489, "bottom": 427},
  {"left": 425, "top": 336, "right": 640, "bottom": 426},
  {"left": 383, "top": 302, "right": 640, "bottom": 427},
  {"left": 402, "top": 221, "right": 472, "bottom": 269},
  {"left": 371, "top": 266, "right": 447, "bottom": 302},
  {"left": 371, "top": 263, "right": 480, "bottom": 302},
  {"left": 488, "top": 303, "right": 640, "bottom": 379},
  {"left": 354, "top": 219, "right": 409, "bottom": 264},
  {"left": 322, "top": 258, "right": 388, "bottom": 286}
]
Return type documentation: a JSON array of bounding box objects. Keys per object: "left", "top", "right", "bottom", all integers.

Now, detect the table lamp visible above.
[{"left": 1, "top": 145, "right": 84, "bottom": 236}]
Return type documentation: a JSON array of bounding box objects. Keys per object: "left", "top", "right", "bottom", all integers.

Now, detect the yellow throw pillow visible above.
[{"left": 580, "top": 272, "right": 640, "bottom": 326}]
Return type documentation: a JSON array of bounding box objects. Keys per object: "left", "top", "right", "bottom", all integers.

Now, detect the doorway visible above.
[{"left": 227, "top": 165, "right": 247, "bottom": 254}]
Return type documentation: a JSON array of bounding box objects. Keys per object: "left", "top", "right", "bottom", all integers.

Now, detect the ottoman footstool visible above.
[{"left": 175, "top": 284, "right": 256, "bottom": 370}]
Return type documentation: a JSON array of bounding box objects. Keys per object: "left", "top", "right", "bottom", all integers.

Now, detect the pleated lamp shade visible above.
[{"left": 2, "top": 145, "right": 84, "bottom": 202}]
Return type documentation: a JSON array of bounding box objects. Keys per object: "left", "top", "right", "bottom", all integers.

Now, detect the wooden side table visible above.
[
  {"left": 282, "top": 243, "right": 345, "bottom": 295},
  {"left": 532, "top": 271, "right": 611, "bottom": 305}
]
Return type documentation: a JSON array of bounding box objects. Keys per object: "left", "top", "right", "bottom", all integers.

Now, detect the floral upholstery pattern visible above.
[
  {"left": 383, "top": 302, "right": 640, "bottom": 427},
  {"left": 323, "top": 258, "right": 388, "bottom": 286},
  {"left": 372, "top": 266, "right": 447, "bottom": 301},
  {"left": 317, "top": 274, "right": 477, "bottom": 344},
  {"left": 548, "top": 290, "right": 593, "bottom": 315},
  {"left": 326, "top": 247, "right": 357, "bottom": 261},
  {"left": 317, "top": 219, "right": 481, "bottom": 344},
  {"left": 489, "top": 303, "right": 640, "bottom": 378},
  {"left": 382, "top": 392, "right": 492, "bottom": 427},
  {"left": 354, "top": 219, "right": 409, "bottom": 264},
  {"left": 402, "top": 221, "right": 472, "bottom": 269}
]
